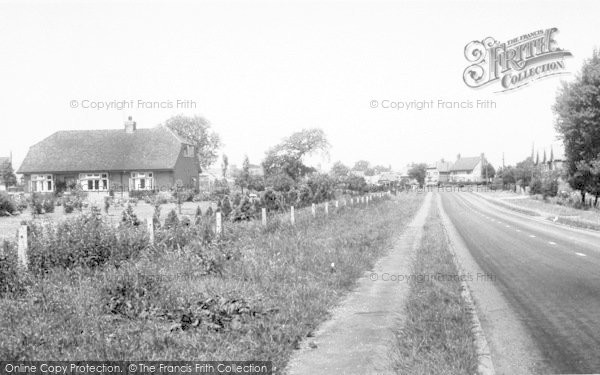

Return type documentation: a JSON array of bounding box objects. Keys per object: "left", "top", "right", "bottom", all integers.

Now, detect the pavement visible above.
[
  {"left": 285, "top": 192, "right": 432, "bottom": 375},
  {"left": 441, "top": 192, "right": 600, "bottom": 374}
]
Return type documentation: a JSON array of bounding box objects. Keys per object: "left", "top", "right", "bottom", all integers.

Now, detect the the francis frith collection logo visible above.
[{"left": 463, "top": 28, "right": 572, "bottom": 92}]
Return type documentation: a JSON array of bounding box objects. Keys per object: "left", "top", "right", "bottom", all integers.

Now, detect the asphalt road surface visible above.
[{"left": 441, "top": 192, "right": 600, "bottom": 374}]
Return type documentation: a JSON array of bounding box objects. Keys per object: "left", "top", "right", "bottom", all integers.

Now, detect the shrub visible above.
[
  {"left": 529, "top": 178, "right": 543, "bottom": 195},
  {"left": 0, "top": 192, "right": 17, "bottom": 216},
  {"left": 62, "top": 194, "right": 83, "bottom": 214},
  {"left": 43, "top": 198, "right": 55, "bottom": 213},
  {"left": 164, "top": 209, "right": 179, "bottom": 230},
  {"left": 205, "top": 206, "right": 214, "bottom": 217},
  {"left": 261, "top": 189, "right": 285, "bottom": 212},
  {"left": 121, "top": 204, "right": 141, "bottom": 227},
  {"left": 26, "top": 209, "right": 148, "bottom": 274},
  {"left": 221, "top": 197, "right": 233, "bottom": 218}
]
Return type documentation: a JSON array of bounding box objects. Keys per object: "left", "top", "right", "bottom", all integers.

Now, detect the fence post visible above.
[
  {"left": 146, "top": 219, "right": 154, "bottom": 244},
  {"left": 216, "top": 212, "right": 222, "bottom": 235},
  {"left": 350, "top": 198, "right": 353, "bottom": 205},
  {"left": 262, "top": 208, "right": 267, "bottom": 226},
  {"left": 325, "top": 202, "right": 329, "bottom": 215},
  {"left": 17, "top": 225, "right": 28, "bottom": 269},
  {"left": 335, "top": 200, "right": 339, "bottom": 209},
  {"left": 311, "top": 203, "right": 316, "bottom": 218},
  {"left": 291, "top": 206, "right": 295, "bottom": 225}
]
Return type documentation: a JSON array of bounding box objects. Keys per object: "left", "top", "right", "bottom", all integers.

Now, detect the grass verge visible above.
[
  {"left": 0, "top": 194, "right": 423, "bottom": 373},
  {"left": 391, "top": 202, "right": 478, "bottom": 375}
]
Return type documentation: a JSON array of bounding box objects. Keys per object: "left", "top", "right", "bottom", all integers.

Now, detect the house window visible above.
[
  {"left": 79, "top": 173, "right": 109, "bottom": 191},
  {"left": 130, "top": 172, "right": 154, "bottom": 191},
  {"left": 185, "top": 145, "right": 195, "bottom": 157},
  {"left": 30, "top": 174, "right": 54, "bottom": 192}
]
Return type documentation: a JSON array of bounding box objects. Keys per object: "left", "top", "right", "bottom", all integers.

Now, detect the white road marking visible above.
[
  {"left": 548, "top": 241, "right": 556, "bottom": 245},
  {"left": 575, "top": 252, "right": 587, "bottom": 257},
  {"left": 516, "top": 229, "right": 521, "bottom": 232},
  {"left": 505, "top": 225, "right": 510, "bottom": 228},
  {"left": 529, "top": 234, "right": 536, "bottom": 238}
]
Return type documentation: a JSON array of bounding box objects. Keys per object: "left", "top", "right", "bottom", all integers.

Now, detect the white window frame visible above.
[
  {"left": 30, "top": 174, "right": 54, "bottom": 192},
  {"left": 130, "top": 171, "right": 154, "bottom": 191},
  {"left": 185, "top": 145, "right": 195, "bottom": 157},
  {"left": 79, "top": 173, "right": 109, "bottom": 191}
]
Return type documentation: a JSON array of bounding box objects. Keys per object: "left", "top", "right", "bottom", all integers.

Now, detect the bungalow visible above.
[
  {"left": 449, "top": 154, "right": 486, "bottom": 183},
  {"left": 17, "top": 117, "right": 200, "bottom": 198}
]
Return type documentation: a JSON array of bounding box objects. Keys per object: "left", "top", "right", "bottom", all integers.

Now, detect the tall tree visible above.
[
  {"left": 164, "top": 115, "right": 222, "bottom": 170},
  {"left": 262, "top": 128, "right": 330, "bottom": 181},
  {"left": 234, "top": 155, "right": 252, "bottom": 193},
  {"left": 553, "top": 50, "right": 600, "bottom": 204},
  {"left": 1, "top": 163, "right": 17, "bottom": 188},
  {"left": 408, "top": 163, "right": 428, "bottom": 186},
  {"left": 329, "top": 161, "right": 350, "bottom": 179}
]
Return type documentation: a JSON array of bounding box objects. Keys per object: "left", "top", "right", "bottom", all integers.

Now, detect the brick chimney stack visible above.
[{"left": 124, "top": 116, "right": 136, "bottom": 133}]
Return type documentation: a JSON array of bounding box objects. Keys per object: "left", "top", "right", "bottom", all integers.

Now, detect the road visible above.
[{"left": 441, "top": 192, "right": 600, "bottom": 374}]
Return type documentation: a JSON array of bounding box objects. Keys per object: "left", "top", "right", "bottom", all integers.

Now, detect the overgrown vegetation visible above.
[
  {"left": 391, "top": 204, "right": 477, "bottom": 374},
  {"left": 0, "top": 194, "right": 423, "bottom": 372}
]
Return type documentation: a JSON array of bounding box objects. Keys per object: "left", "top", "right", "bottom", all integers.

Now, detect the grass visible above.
[
  {"left": 477, "top": 191, "right": 600, "bottom": 230},
  {"left": 391, "top": 202, "right": 478, "bottom": 375},
  {"left": 0, "top": 194, "right": 423, "bottom": 373}
]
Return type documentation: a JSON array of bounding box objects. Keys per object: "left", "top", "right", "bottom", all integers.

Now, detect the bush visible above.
[
  {"left": 26, "top": 209, "right": 149, "bottom": 274},
  {"left": 0, "top": 240, "right": 29, "bottom": 297},
  {"left": 121, "top": 204, "right": 141, "bottom": 227},
  {"left": 529, "top": 178, "right": 543, "bottom": 195},
  {"left": 0, "top": 192, "right": 17, "bottom": 216},
  {"left": 62, "top": 194, "right": 83, "bottom": 214},
  {"left": 164, "top": 209, "right": 179, "bottom": 230}
]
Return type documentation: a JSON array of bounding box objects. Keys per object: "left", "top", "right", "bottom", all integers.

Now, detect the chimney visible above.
[{"left": 124, "top": 116, "right": 136, "bottom": 133}]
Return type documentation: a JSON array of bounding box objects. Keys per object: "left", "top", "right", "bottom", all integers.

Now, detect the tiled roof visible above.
[
  {"left": 18, "top": 126, "right": 187, "bottom": 174},
  {"left": 450, "top": 157, "right": 481, "bottom": 172},
  {"left": 428, "top": 160, "right": 452, "bottom": 172}
]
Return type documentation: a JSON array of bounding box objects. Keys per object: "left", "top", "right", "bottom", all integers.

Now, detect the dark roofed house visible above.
[
  {"left": 17, "top": 117, "right": 200, "bottom": 198},
  {"left": 449, "top": 153, "right": 486, "bottom": 183}
]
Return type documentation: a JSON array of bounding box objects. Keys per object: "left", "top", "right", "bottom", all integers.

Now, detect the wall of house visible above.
[
  {"left": 154, "top": 171, "right": 174, "bottom": 191},
  {"left": 173, "top": 147, "right": 201, "bottom": 189},
  {"left": 450, "top": 161, "right": 483, "bottom": 182}
]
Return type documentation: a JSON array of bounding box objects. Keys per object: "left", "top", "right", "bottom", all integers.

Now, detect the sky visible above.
[{"left": 1, "top": 0, "right": 599, "bottom": 172}]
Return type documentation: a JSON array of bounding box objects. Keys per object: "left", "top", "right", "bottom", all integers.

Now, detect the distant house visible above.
[
  {"left": 425, "top": 159, "right": 452, "bottom": 186},
  {"left": 0, "top": 155, "right": 13, "bottom": 191},
  {"left": 378, "top": 171, "right": 403, "bottom": 186},
  {"left": 449, "top": 154, "right": 487, "bottom": 183},
  {"left": 17, "top": 117, "right": 200, "bottom": 198}
]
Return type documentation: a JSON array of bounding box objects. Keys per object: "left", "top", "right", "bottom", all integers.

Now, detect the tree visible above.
[
  {"left": 221, "top": 154, "right": 229, "bottom": 178},
  {"left": 482, "top": 163, "right": 496, "bottom": 181},
  {"left": 1, "top": 163, "right": 17, "bottom": 188},
  {"left": 164, "top": 115, "right": 222, "bottom": 169},
  {"left": 262, "top": 128, "right": 330, "bottom": 181},
  {"left": 553, "top": 50, "right": 600, "bottom": 204},
  {"left": 352, "top": 160, "right": 370, "bottom": 172},
  {"left": 234, "top": 155, "right": 252, "bottom": 193},
  {"left": 408, "top": 163, "right": 428, "bottom": 186},
  {"left": 329, "top": 161, "right": 350, "bottom": 179}
]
